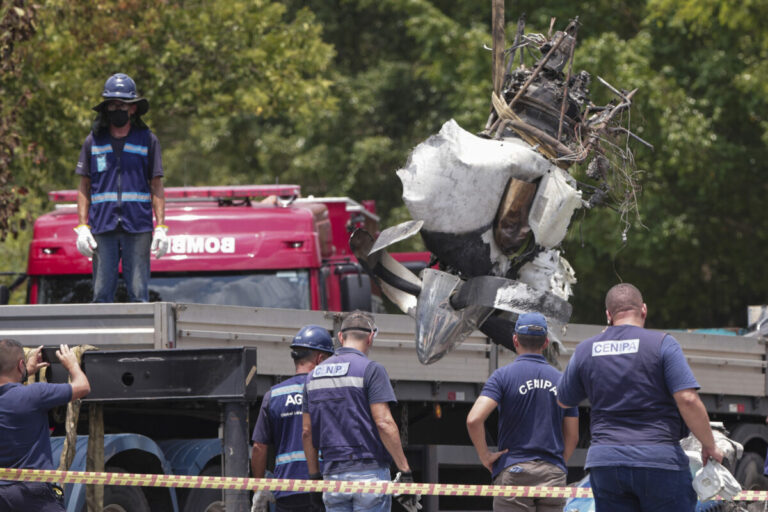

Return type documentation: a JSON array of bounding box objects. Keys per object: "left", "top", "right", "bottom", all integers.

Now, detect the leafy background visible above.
[{"left": 1, "top": 0, "right": 766, "bottom": 329}]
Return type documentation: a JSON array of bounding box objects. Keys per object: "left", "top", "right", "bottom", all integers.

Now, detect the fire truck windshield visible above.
[{"left": 36, "top": 271, "right": 311, "bottom": 309}]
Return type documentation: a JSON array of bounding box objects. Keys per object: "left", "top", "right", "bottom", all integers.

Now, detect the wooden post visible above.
[
  {"left": 492, "top": 0, "right": 505, "bottom": 95},
  {"left": 86, "top": 404, "right": 104, "bottom": 512}
]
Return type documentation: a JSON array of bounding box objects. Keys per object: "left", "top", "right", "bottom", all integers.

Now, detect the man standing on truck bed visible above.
[
  {"left": 0, "top": 340, "right": 91, "bottom": 511},
  {"left": 557, "top": 283, "right": 724, "bottom": 512},
  {"left": 251, "top": 325, "right": 335, "bottom": 512},
  {"left": 75, "top": 73, "right": 169, "bottom": 303},
  {"left": 302, "top": 310, "right": 421, "bottom": 512},
  {"left": 467, "top": 312, "right": 579, "bottom": 512}
]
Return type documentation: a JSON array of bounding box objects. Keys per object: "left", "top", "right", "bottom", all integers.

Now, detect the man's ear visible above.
[
  {"left": 606, "top": 310, "right": 613, "bottom": 326},
  {"left": 542, "top": 337, "right": 550, "bottom": 350}
]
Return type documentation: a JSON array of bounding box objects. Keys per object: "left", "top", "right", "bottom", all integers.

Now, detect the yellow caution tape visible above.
[{"left": 0, "top": 468, "right": 765, "bottom": 501}]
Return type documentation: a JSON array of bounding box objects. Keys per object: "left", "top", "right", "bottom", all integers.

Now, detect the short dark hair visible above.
[
  {"left": 516, "top": 333, "right": 547, "bottom": 351},
  {"left": 291, "top": 348, "right": 329, "bottom": 364},
  {"left": 339, "top": 310, "right": 376, "bottom": 342},
  {"left": 605, "top": 283, "right": 644, "bottom": 317},
  {"left": 0, "top": 339, "right": 24, "bottom": 376}
]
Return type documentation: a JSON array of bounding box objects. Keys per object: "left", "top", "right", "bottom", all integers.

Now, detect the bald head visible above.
[
  {"left": 605, "top": 283, "right": 646, "bottom": 326},
  {"left": 0, "top": 339, "right": 24, "bottom": 377}
]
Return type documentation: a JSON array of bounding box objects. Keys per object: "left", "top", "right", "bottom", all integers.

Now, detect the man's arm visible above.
[
  {"left": 562, "top": 416, "right": 579, "bottom": 462},
  {"left": 302, "top": 412, "right": 320, "bottom": 475},
  {"left": 56, "top": 344, "right": 90, "bottom": 400},
  {"left": 251, "top": 443, "right": 268, "bottom": 478},
  {"left": 151, "top": 177, "right": 165, "bottom": 225},
  {"left": 466, "top": 396, "right": 507, "bottom": 473},
  {"left": 77, "top": 176, "right": 91, "bottom": 225},
  {"left": 673, "top": 388, "right": 724, "bottom": 464},
  {"left": 370, "top": 402, "right": 410, "bottom": 473}
]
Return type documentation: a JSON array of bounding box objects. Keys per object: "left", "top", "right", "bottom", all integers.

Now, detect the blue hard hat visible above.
[
  {"left": 93, "top": 73, "right": 149, "bottom": 115},
  {"left": 291, "top": 325, "right": 334, "bottom": 354},
  {"left": 103, "top": 73, "right": 138, "bottom": 100}
]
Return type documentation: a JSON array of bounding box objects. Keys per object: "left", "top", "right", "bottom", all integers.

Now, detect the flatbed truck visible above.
[{"left": 1, "top": 302, "right": 767, "bottom": 511}]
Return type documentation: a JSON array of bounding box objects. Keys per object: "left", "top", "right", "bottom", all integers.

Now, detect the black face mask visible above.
[
  {"left": 107, "top": 109, "right": 130, "bottom": 127},
  {"left": 20, "top": 363, "right": 28, "bottom": 384}
]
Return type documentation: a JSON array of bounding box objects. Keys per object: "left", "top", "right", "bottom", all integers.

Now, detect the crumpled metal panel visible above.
[
  {"left": 415, "top": 269, "right": 492, "bottom": 364},
  {"left": 397, "top": 119, "right": 557, "bottom": 277},
  {"left": 349, "top": 227, "right": 422, "bottom": 316}
]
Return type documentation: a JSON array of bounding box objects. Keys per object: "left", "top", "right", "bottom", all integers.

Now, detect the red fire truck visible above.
[{"left": 25, "top": 184, "right": 426, "bottom": 310}]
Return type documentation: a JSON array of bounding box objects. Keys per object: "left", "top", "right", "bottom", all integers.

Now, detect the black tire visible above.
[
  {"left": 103, "top": 466, "right": 151, "bottom": 512},
  {"left": 735, "top": 452, "right": 768, "bottom": 491},
  {"left": 181, "top": 464, "right": 225, "bottom": 512}
]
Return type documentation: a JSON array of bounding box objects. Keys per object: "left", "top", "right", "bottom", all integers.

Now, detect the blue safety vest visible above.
[
  {"left": 266, "top": 374, "right": 317, "bottom": 498},
  {"left": 305, "top": 351, "right": 390, "bottom": 466},
  {"left": 88, "top": 128, "right": 153, "bottom": 234}
]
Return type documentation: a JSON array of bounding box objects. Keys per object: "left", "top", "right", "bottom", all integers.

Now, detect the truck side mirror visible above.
[
  {"left": 0, "top": 285, "right": 9, "bottom": 305},
  {"left": 340, "top": 273, "right": 372, "bottom": 312}
]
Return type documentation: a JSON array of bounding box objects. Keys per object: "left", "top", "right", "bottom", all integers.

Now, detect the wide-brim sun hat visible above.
[{"left": 92, "top": 73, "right": 149, "bottom": 116}]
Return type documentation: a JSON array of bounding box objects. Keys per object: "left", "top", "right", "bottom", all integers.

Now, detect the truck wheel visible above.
[
  {"left": 735, "top": 452, "right": 768, "bottom": 491},
  {"left": 181, "top": 464, "right": 224, "bottom": 512},
  {"left": 103, "top": 472, "right": 151, "bottom": 512}
]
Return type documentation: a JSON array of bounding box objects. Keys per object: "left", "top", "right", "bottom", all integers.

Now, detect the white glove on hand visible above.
[
  {"left": 251, "top": 490, "right": 275, "bottom": 512},
  {"left": 74, "top": 224, "right": 97, "bottom": 258},
  {"left": 150, "top": 225, "right": 169, "bottom": 259}
]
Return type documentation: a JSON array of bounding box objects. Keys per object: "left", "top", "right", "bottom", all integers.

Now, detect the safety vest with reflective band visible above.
[
  {"left": 266, "top": 373, "right": 319, "bottom": 498},
  {"left": 305, "top": 349, "right": 390, "bottom": 466},
  {"left": 580, "top": 326, "right": 688, "bottom": 445},
  {"left": 89, "top": 128, "right": 153, "bottom": 234}
]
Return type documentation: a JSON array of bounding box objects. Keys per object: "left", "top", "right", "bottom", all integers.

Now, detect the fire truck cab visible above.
[{"left": 26, "top": 184, "right": 414, "bottom": 311}]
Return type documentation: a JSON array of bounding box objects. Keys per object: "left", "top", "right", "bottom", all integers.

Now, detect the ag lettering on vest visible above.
[
  {"left": 592, "top": 339, "right": 640, "bottom": 357},
  {"left": 285, "top": 393, "right": 302, "bottom": 406}
]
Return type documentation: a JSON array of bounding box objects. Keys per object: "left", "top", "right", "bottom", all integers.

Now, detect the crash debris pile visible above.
[{"left": 352, "top": 16, "right": 647, "bottom": 364}]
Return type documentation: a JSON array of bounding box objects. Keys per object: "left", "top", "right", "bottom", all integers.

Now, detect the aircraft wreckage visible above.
[{"left": 351, "top": 16, "right": 650, "bottom": 364}]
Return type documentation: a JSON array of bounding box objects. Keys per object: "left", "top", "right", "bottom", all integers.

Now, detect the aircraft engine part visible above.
[
  {"left": 396, "top": 119, "right": 558, "bottom": 277},
  {"left": 415, "top": 269, "right": 493, "bottom": 364},
  {"left": 494, "top": 178, "right": 537, "bottom": 254},
  {"left": 517, "top": 249, "right": 576, "bottom": 301},
  {"left": 528, "top": 167, "right": 584, "bottom": 248},
  {"left": 349, "top": 225, "right": 423, "bottom": 316}
]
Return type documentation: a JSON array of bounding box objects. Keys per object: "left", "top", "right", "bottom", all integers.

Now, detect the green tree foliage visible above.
[
  {"left": 2, "top": 0, "right": 766, "bottom": 328},
  {"left": 0, "top": 1, "right": 36, "bottom": 240},
  {"left": 563, "top": 1, "right": 768, "bottom": 327}
]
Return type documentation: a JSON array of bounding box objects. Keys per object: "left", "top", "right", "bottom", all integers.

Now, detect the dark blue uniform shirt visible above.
[
  {"left": 558, "top": 325, "right": 698, "bottom": 470},
  {"left": 481, "top": 353, "right": 578, "bottom": 478},
  {"left": 0, "top": 382, "right": 72, "bottom": 484}
]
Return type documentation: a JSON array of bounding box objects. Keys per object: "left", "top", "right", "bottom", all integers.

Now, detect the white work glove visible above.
[
  {"left": 251, "top": 490, "right": 275, "bottom": 512},
  {"left": 74, "top": 224, "right": 97, "bottom": 257},
  {"left": 150, "top": 225, "right": 169, "bottom": 259},
  {"left": 393, "top": 471, "right": 422, "bottom": 512}
]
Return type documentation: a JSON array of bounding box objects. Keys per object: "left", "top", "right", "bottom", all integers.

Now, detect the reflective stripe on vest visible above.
[
  {"left": 89, "top": 128, "right": 153, "bottom": 234},
  {"left": 267, "top": 374, "right": 314, "bottom": 497},
  {"left": 306, "top": 351, "right": 390, "bottom": 465}
]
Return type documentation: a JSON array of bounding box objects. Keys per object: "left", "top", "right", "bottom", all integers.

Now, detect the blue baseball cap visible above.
[{"left": 515, "top": 313, "right": 548, "bottom": 336}]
